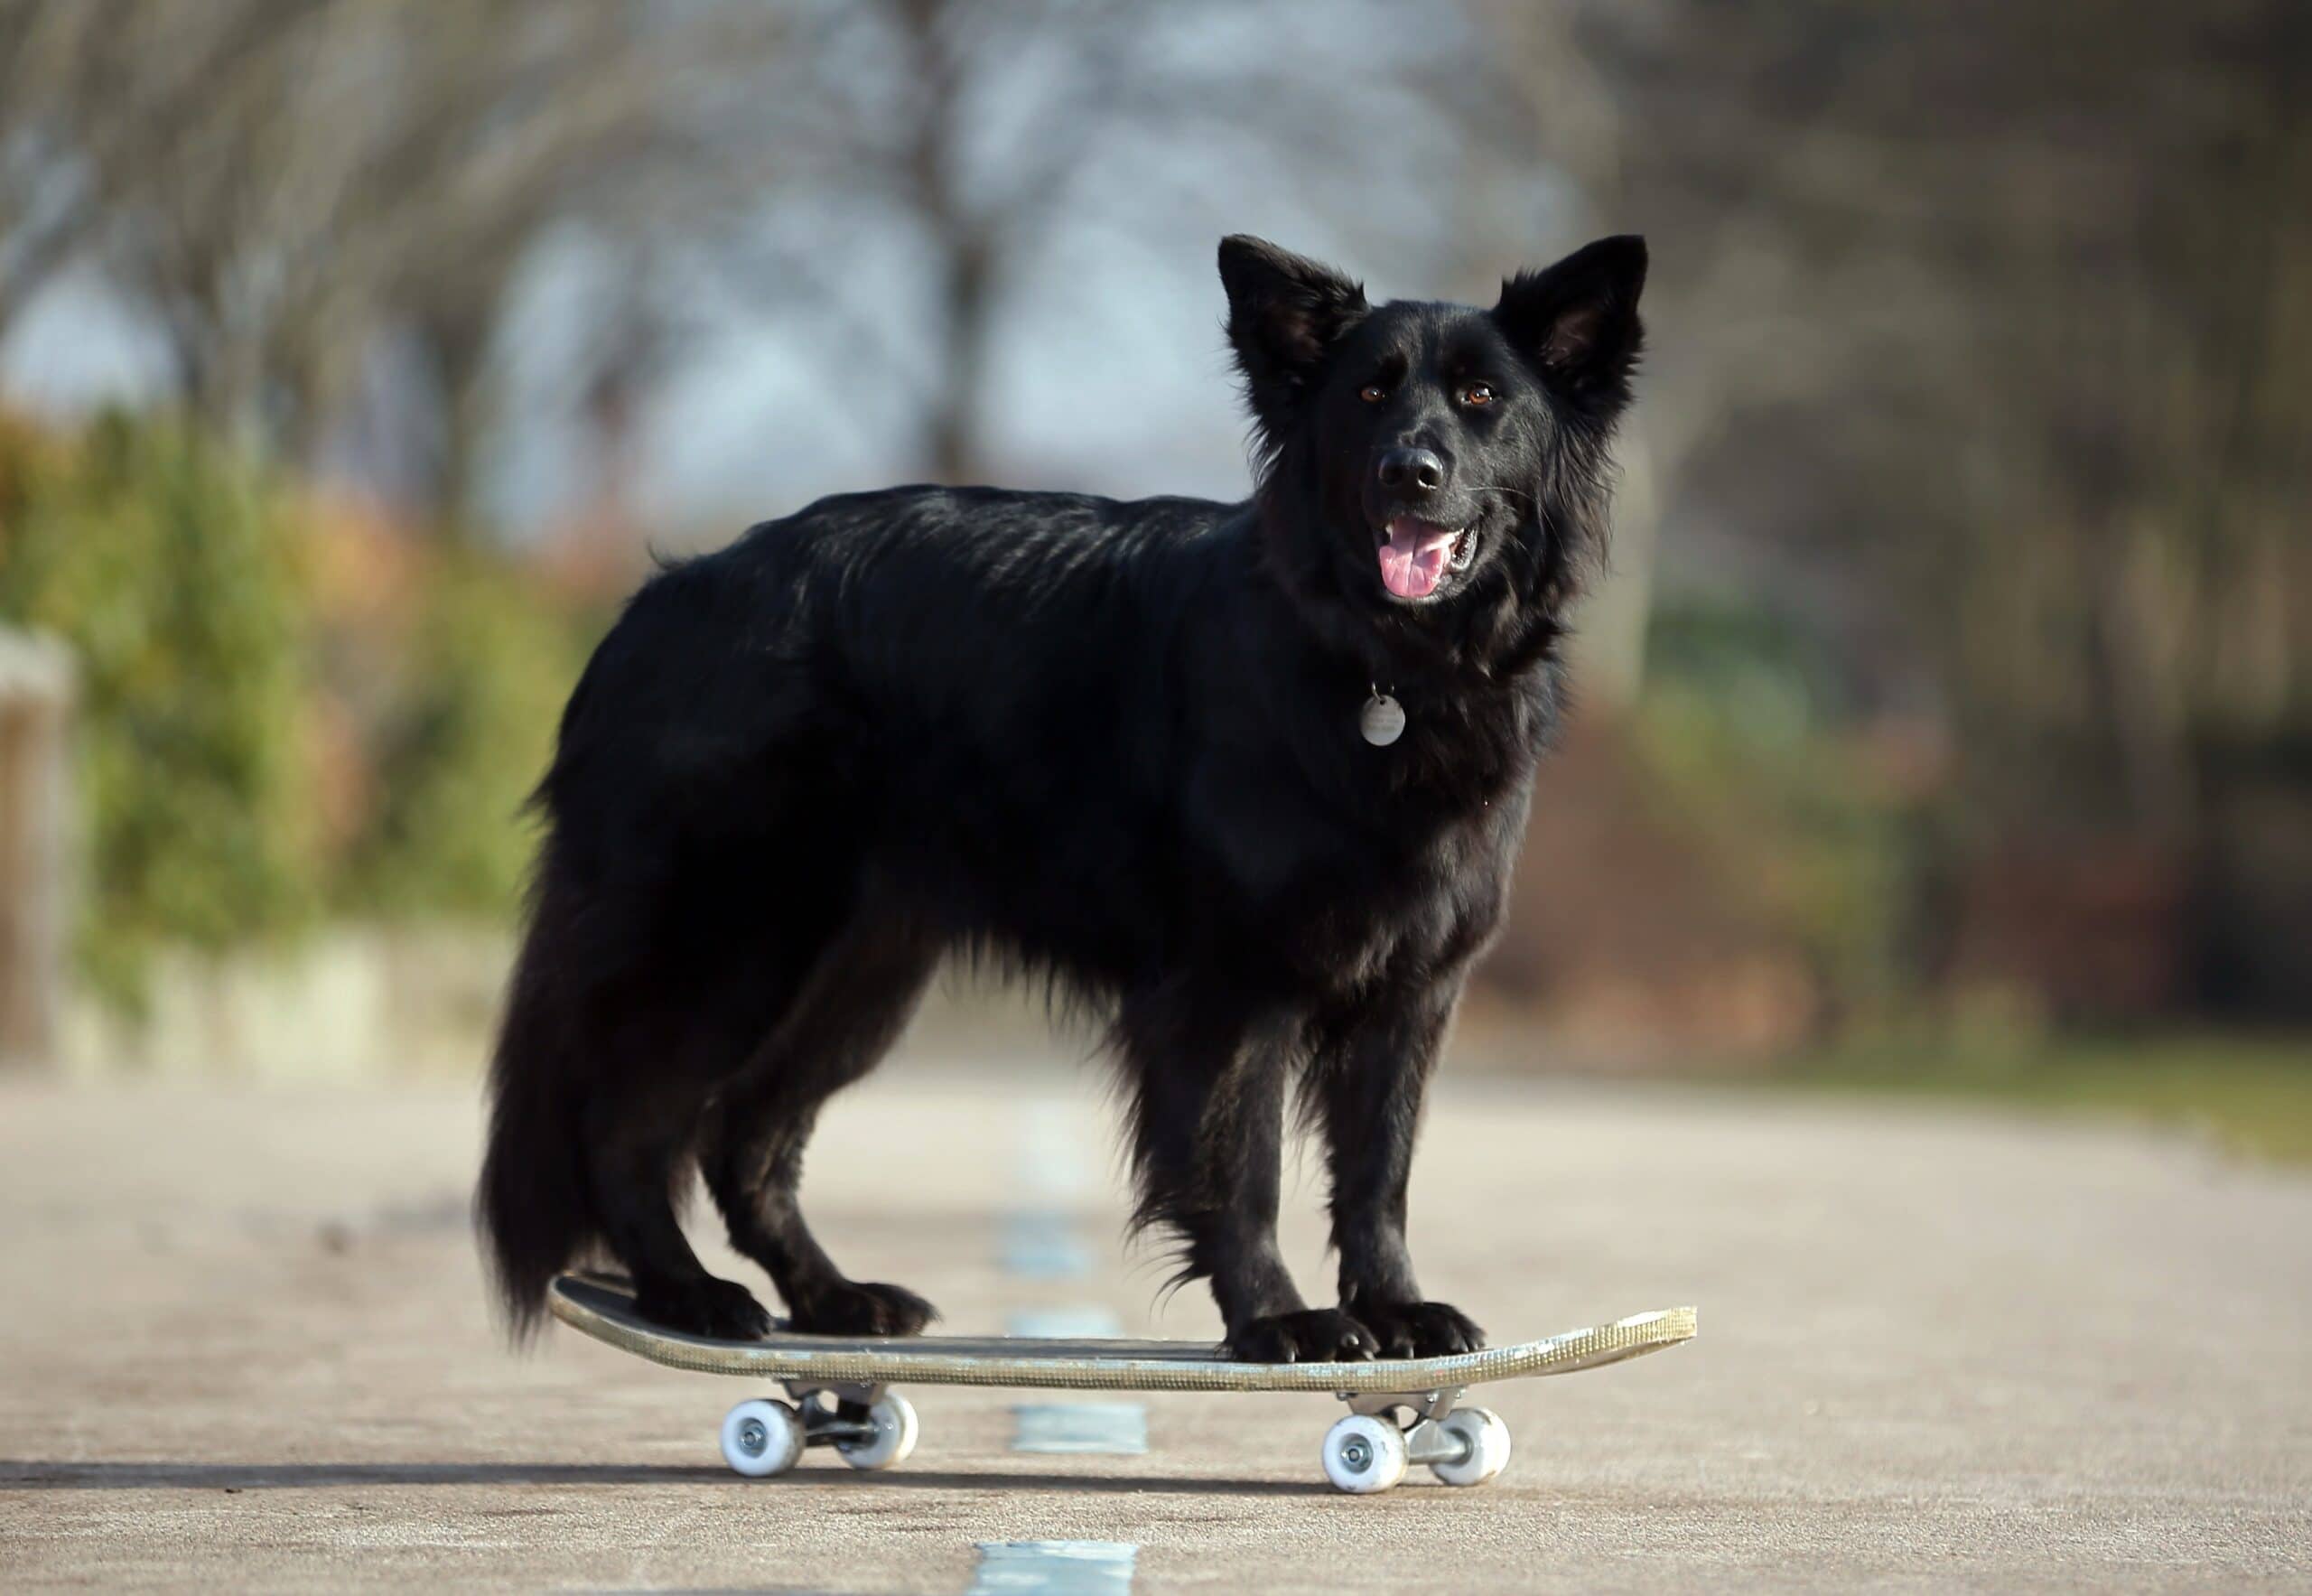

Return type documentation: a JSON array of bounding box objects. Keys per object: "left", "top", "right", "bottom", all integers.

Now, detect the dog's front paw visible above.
[
  {"left": 1351, "top": 1299, "right": 1486, "bottom": 1358},
  {"left": 1229, "top": 1307, "right": 1378, "bottom": 1363},
  {"left": 790, "top": 1279, "right": 938, "bottom": 1337},
  {"left": 636, "top": 1274, "right": 774, "bottom": 1340}
]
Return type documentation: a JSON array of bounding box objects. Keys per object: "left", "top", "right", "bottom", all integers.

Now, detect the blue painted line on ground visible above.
[
  {"left": 969, "top": 1542, "right": 1137, "bottom": 1594},
  {"left": 1017, "top": 1102, "right": 1096, "bottom": 1200},
  {"left": 1001, "top": 1212, "right": 1094, "bottom": 1279},
  {"left": 1009, "top": 1403, "right": 1149, "bottom": 1455},
  {"left": 1005, "top": 1305, "right": 1123, "bottom": 1339},
  {"left": 999, "top": 1108, "right": 1148, "bottom": 1463}
]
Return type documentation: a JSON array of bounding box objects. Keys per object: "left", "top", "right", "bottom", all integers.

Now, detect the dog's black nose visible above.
[{"left": 1375, "top": 447, "right": 1445, "bottom": 495}]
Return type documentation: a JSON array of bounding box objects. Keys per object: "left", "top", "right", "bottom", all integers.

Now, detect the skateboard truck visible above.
[
  {"left": 720, "top": 1381, "right": 920, "bottom": 1478},
  {"left": 1324, "top": 1386, "right": 1512, "bottom": 1494}
]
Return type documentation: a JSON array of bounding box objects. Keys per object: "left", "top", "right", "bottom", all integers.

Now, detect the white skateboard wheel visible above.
[
  {"left": 834, "top": 1393, "right": 919, "bottom": 1470},
  {"left": 1322, "top": 1413, "right": 1409, "bottom": 1494},
  {"left": 1429, "top": 1405, "right": 1512, "bottom": 1487},
  {"left": 721, "top": 1397, "right": 805, "bottom": 1478}
]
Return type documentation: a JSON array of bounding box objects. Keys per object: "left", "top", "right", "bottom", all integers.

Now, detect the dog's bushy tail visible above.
[{"left": 475, "top": 877, "right": 596, "bottom": 1341}]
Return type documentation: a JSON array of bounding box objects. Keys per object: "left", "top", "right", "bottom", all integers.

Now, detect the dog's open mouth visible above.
[{"left": 1375, "top": 515, "right": 1471, "bottom": 601}]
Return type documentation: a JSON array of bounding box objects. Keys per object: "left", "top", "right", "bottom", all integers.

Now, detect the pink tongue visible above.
[{"left": 1377, "top": 518, "right": 1456, "bottom": 599}]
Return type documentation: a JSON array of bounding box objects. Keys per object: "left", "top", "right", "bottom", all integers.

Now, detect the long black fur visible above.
[{"left": 478, "top": 233, "right": 1646, "bottom": 1360}]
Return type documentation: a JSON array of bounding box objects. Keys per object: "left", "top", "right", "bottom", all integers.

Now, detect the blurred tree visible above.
[
  {"left": 6, "top": 0, "right": 1491, "bottom": 519},
  {"left": 0, "top": 0, "right": 785, "bottom": 531},
  {"left": 729, "top": 0, "right": 1471, "bottom": 482},
  {"left": 1460, "top": 0, "right": 2312, "bottom": 840}
]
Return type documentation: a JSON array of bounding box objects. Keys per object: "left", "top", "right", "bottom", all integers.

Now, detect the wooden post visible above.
[{"left": 0, "top": 627, "right": 74, "bottom": 1070}]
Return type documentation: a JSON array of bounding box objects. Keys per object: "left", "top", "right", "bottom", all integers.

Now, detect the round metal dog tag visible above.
[{"left": 1360, "top": 692, "right": 1406, "bottom": 746}]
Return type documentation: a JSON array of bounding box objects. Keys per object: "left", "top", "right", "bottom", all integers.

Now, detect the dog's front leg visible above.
[
  {"left": 1313, "top": 981, "right": 1487, "bottom": 1358},
  {"left": 1116, "top": 989, "right": 1377, "bottom": 1362}
]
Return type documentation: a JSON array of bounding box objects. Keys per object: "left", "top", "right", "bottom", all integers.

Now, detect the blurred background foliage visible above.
[
  {"left": 1633, "top": 594, "right": 1920, "bottom": 1022},
  {"left": 0, "top": 410, "right": 316, "bottom": 1008},
  {"left": 0, "top": 0, "right": 2303, "bottom": 1137},
  {"left": 0, "top": 408, "right": 594, "bottom": 1008},
  {"left": 324, "top": 544, "right": 593, "bottom": 922}
]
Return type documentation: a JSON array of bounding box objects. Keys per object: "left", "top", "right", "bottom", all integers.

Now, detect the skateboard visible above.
[{"left": 549, "top": 1274, "right": 1697, "bottom": 1493}]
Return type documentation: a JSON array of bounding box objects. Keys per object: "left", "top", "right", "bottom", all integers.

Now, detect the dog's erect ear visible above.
[
  {"left": 1494, "top": 235, "right": 1646, "bottom": 410},
  {"left": 1219, "top": 235, "right": 1369, "bottom": 433}
]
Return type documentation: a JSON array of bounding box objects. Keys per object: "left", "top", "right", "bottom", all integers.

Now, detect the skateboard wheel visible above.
[
  {"left": 1429, "top": 1405, "right": 1512, "bottom": 1487},
  {"left": 721, "top": 1398, "right": 805, "bottom": 1478},
  {"left": 834, "top": 1393, "right": 919, "bottom": 1470},
  {"left": 1322, "top": 1414, "right": 1409, "bottom": 1495}
]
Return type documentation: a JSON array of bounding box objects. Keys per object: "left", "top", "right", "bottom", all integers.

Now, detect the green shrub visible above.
[
  {"left": 0, "top": 409, "right": 606, "bottom": 1013},
  {"left": 332, "top": 550, "right": 592, "bottom": 921},
  {"left": 0, "top": 411, "right": 318, "bottom": 1009},
  {"left": 1636, "top": 593, "right": 1921, "bottom": 1017}
]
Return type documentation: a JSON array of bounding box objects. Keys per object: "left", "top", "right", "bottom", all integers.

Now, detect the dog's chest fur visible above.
[{"left": 1184, "top": 681, "right": 1544, "bottom": 995}]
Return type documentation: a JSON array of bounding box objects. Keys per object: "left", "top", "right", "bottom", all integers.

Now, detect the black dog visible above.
[{"left": 479, "top": 233, "right": 1645, "bottom": 1361}]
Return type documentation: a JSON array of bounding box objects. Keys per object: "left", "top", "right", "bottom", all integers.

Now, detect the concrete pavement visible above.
[{"left": 2, "top": 1057, "right": 2307, "bottom": 1590}]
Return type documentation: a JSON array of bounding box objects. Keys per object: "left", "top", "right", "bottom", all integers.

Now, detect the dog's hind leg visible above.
[
  {"left": 1116, "top": 985, "right": 1379, "bottom": 1363},
  {"left": 481, "top": 856, "right": 785, "bottom": 1341},
  {"left": 583, "top": 1080, "right": 774, "bottom": 1341},
  {"left": 699, "top": 909, "right": 941, "bottom": 1336}
]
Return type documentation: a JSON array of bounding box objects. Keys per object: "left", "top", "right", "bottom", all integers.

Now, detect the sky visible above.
[{"left": 0, "top": 191, "right": 1407, "bottom": 546}]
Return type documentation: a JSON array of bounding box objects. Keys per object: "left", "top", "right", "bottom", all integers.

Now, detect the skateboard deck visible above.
[
  {"left": 550, "top": 1273, "right": 1696, "bottom": 1393},
  {"left": 549, "top": 1273, "right": 1696, "bottom": 1492}
]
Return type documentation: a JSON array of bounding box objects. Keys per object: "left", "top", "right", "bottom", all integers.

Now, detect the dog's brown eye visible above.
[
  {"left": 1358, "top": 383, "right": 1388, "bottom": 404},
  {"left": 1459, "top": 381, "right": 1496, "bottom": 407}
]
